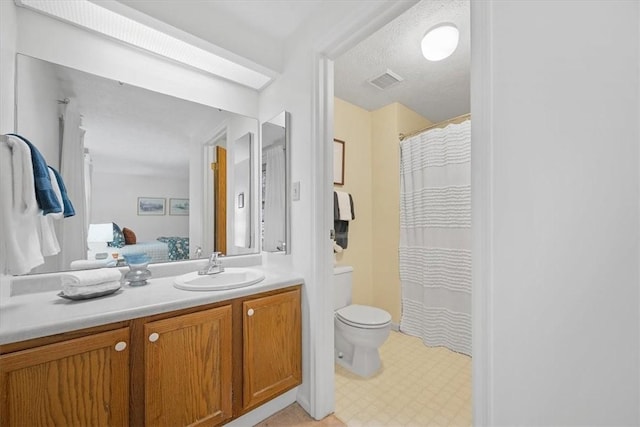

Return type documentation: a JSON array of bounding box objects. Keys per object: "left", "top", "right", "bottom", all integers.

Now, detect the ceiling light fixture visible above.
[
  {"left": 421, "top": 24, "right": 459, "bottom": 61},
  {"left": 15, "top": 0, "right": 272, "bottom": 90}
]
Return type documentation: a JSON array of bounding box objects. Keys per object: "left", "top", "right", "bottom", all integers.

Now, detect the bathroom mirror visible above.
[
  {"left": 15, "top": 54, "right": 259, "bottom": 274},
  {"left": 261, "top": 111, "right": 291, "bottom": 254}
]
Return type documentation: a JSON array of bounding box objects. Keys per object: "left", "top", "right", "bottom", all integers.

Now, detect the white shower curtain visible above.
[
  {"left": 399, "top": 120, "right": 471, "bottom": 355},
  {"left": 58, "top": 105, "right": 88, "bottom": 270},
  {"left": 263, "top": 144, "right": 285, "bottom": 251}
]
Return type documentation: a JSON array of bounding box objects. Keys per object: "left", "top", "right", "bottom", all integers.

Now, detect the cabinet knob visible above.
[
  {"left": 114, "top": 341, "right": 127, "bottom": 352},
  {"left": 149, "top": 332, "right": 159, "bottom": 342},
  {"left": 247, "top": 308, "right": 254, "bottom": 317}
]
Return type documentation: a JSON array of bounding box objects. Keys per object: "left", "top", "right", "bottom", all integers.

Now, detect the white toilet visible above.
[{"left": 333, "top": 265, "right": 392, "bottom": 377}]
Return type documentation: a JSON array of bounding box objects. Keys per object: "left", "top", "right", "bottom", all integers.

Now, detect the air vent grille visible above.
[{"left": 368, "top": 69, "right": 404, "bottom": 90}]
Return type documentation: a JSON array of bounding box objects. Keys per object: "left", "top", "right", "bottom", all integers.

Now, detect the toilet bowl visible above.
[{"left": 333, "top": 266, "right": 392, "bottom": 377}]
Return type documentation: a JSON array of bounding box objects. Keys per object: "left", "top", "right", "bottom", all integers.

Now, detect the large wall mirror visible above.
[
  {"left": 15, "top": 54, "right": 259, "bottom": 274},
  {"left": 261, "top": 111, "right": 291, "bottom": 254}
]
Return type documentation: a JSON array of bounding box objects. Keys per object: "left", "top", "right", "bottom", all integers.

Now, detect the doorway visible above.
[{"left": 333, "top": 1, "right": 471, "bottom": 424}]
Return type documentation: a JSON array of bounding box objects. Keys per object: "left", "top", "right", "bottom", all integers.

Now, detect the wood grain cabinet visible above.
[
  {"left": 242, "top": 288, "right": 302, "bottom": 411},
  {"left": 0, "top": 327, "right": 130, "bottom": 427},
  {"left": 144, "top": 306, "right": 233, "bottom": 427},
  {"left": 0, "top": 285, "right": 301, "bottom": 427}
]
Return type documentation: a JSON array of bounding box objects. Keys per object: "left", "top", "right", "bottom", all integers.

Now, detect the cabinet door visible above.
[
  {"left": 144, "top": 305, "right": 232, "bottom": 427},
  {"left": 243, "top": 288, "right": 301, "bottom": 410},
  {"left": 0, "top": 327, "right": 130, "bottom": 427}
]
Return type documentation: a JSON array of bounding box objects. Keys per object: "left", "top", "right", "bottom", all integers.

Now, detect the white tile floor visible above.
[{"left": 334, "top": 331, "right": 471, "bottom": 427}]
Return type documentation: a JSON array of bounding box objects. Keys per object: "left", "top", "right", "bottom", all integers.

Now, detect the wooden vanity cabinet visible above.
[
  {"left": 241, "top": 288, "right": 302, "bottom": 412},
  {"left": 144, "top": 306, "right": 233, "bottom": 427},
  {"left": 0, "top": 285, "right": 301, "bottom": 427},
  {"left": 0, "top": 327, "right": 130, "bottom": 427}
]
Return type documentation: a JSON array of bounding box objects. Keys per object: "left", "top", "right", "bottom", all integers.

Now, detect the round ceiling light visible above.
[{"left": 421, "top": 24, "right": 459, "bottom": 61}]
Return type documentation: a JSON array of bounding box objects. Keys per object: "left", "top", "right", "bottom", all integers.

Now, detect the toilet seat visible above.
[{"left": 336, "top": 304, "right": 391, "bottom": 329}]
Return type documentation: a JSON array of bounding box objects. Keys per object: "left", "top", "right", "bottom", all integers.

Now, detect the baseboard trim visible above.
[{"left": 225, "top": 388, "right": 297, "bottom": 427}]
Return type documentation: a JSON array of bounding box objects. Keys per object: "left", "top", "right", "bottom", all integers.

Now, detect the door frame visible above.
[
  {"left": 203, "top": 129, "right": 227, "bottom": 255},
  {"left": 309, "top": 1, "right": 492, "bottom": 423}
]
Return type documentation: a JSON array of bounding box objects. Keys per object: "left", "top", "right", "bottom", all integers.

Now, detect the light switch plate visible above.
[{"left": 292, "top": 181, "right": 300, "bottom": 201}]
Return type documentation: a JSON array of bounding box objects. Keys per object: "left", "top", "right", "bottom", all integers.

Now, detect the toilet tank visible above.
[{"left": 333, "top": 265, "right": 353, "bottom": 310}]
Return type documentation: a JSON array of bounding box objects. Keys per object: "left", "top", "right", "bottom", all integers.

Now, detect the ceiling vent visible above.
[{"left": 367, "top": 69, "right": 404, "bottom": 90}]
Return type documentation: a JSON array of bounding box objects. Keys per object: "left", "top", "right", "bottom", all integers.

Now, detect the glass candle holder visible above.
[{"left": 123, "top": 253, "right": 152, "bottom": 286}]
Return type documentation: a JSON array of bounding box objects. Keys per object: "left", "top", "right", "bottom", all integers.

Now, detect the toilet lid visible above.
[{"left": 336, "top": 304, "right": 391, "bottom": 329}]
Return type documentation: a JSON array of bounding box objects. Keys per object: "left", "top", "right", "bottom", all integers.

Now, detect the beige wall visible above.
[
  {"left": 371, "top": 104, "right": 431, "bottom": 322},
  {"left": 333, "top": 98, "right": 373, "bottom": 306},
  {"left": 334, "top": 98, "right": 431, "bottom": 323}
]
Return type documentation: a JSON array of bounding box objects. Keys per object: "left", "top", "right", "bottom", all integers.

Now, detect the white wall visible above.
[
  {"left": 0, "top": 0, "right": 17, "bottom": 134},
  {"left": 259, "top": 40, "right": 318, "bottom": 416},
  {"left": 475, "top": 1, "right": 640, "bottom": 424},
  {"left": 92, "top": 172, "right": 189, "bottom": 241}
]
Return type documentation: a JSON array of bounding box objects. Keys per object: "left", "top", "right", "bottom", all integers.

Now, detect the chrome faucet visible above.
[{"left": 198, "top": 251, "right": 225, "bottom": 275}]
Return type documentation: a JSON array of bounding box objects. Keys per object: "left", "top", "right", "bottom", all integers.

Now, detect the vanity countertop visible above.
[{"left": 0, "top": 265, "right": 304, "bottom": 345}]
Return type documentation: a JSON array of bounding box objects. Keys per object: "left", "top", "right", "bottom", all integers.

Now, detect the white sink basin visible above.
[{"left": 173, "top": 268, "right": 265, "bottom": 291}]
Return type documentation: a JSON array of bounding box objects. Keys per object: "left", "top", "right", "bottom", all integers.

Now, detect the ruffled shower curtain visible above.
[
  {"left": 58, "top": 105, "right": 88, "bottom": 270},
  {"left": 399, "top": 120, "right": 471, "bottom": 355},
  {"left": 262, "top": 144, "right": 285, "bottom": 251}
]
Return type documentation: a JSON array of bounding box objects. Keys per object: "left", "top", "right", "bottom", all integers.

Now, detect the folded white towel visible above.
[
  {"left": 69, "top": 259, "right": 117, "bottom": 270},
  {"left": 60, "top": 268, "right": 123, "bottom": 287},
  {"left": 336, "top": 190, "right": 353, "bottom": 221},
  {"left": 0, "top": 136, "right": 44, "bottom": 274},
  {"left": 62, "top": 280, "right": 121, "bottom": 298}
]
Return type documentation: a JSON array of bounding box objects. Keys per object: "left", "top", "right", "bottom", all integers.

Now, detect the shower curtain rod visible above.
[{"left": 398, "top": 113, "right": 471, "bottom": 141}]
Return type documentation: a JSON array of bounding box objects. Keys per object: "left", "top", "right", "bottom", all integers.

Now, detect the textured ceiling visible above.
[{"left": 334, "top": 0, "right": 470, "bottom": 123}]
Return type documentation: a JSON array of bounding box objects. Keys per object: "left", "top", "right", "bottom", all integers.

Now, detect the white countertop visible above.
[{"left": 0, "top": 265, "right": 304, "bottom": 345}]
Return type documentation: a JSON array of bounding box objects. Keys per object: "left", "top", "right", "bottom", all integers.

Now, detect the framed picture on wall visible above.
[
  {"left": 333, "top": 139, "right": 345, "bottom": 186},
  {"left": 169, "top": 198, "right": 190, "bottom": 215},
  {"left": 138, "top": 197, "right": 165, "bottom": 215}
]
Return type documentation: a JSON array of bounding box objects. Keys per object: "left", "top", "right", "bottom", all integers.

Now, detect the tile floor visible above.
[{"left": 334, "top": 330, "right": 472, "bottom": 426}]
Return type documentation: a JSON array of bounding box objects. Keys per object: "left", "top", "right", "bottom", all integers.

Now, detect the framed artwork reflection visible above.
[
  {"left": 138, "top": 197, "right": 165, "bottom": 215},
  {"left": 169, "top": 198, "right": 189, "bottom": 215}
]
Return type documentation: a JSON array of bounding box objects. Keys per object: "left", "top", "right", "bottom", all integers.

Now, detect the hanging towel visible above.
[
  {"left": 333, "top": 191, "right": 355, "bottom": 250},
  {"left": 0, "top": 135, "right": 45, "bottom": 274},
  {"left": 38, "top": 168, "right": 63, "bottom": 257},
  {"left": 49, "top": 166, "right": 75, "bottom": 217},
  {"left": 7, "top": 134, "right": 62, "bottom": 215},
  {"left": 334, "top": 190, "right": 355, "bottom": 221},
  {"left": 334, "top": 221, "right": 350, "bottom": 250}
]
